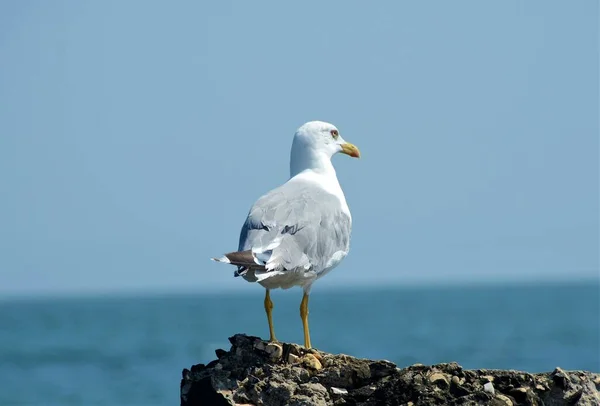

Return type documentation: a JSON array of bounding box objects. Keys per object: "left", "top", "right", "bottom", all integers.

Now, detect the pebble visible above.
[
  {"left": 301, "top": 353, "right": 323, "bottom": 371},
  {"left": 509, "top": 387, "right": 531, "bottom": 403},
  {"left": 495, "top": 394, "right": 513, "bottom": 406},
  {"left": 483, "top": 382, "right": 495, "bottom": 395},
  {"left": 451, "top": 375, "right": 465, "bottom": 385},
  {"left": 331, "top": 387, "right": 348, "bottom": 395},
  {"left": 307, "top": 349, "right": 323, "bottom": 361},
  {"left": 428, "top": 372, "right": 450, "bottom": 388},
  {"left": 265, "top": 343, "right": 283, "bottom": 360},
  {"left": 287, "top": 353, "right": 299, "bottom": 364}
]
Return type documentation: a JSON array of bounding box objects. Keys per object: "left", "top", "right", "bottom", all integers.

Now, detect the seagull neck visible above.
[{"left": 290, "top": 151, "right": 337, "bottom": 179}]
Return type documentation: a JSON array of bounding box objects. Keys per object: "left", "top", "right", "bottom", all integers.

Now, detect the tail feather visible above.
[
  {"left": 211, "top": 250, "right": 268, "bottom": 278},
  {"left": 211, "top": 250, "right": 262, "bottom": 267}
]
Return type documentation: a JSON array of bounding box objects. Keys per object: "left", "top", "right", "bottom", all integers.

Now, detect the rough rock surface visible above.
[{"left": 181, "top": 334, "right": 600, "bottom": 406}]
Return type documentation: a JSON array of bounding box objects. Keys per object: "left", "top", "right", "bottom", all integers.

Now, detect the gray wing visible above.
[{"left": 237, "top": 179, "right": 351, "bottom": 274}]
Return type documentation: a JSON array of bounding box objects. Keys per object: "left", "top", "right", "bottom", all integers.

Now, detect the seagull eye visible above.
[{"left": 330, "top": 130, "right": 339, "bottom": 139}]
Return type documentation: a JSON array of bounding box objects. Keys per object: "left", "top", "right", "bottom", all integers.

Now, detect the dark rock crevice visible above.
[{"left": 181, "top": 334, "right": 600, "bottom": 406}]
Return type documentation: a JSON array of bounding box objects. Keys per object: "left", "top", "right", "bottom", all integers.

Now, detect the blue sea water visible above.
[{"left": 0, "top": 282, "right": 598, "bottom": 405}]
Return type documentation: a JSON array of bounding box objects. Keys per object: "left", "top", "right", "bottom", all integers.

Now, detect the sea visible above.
[{"left": 0, "top": 281, "right": 598, "bottom": 405}]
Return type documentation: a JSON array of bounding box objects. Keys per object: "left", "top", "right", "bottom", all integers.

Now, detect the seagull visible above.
[{"left": 212, "top": 121, "right": 360, "bottom": 349}]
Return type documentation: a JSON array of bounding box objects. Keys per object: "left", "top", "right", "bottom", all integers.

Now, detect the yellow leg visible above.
[
  {"left": 300, "top": 292, "right": 311, "bottom": 349},
  {"left": 264, "top": 289, "right": 277, "bottom": 342}
]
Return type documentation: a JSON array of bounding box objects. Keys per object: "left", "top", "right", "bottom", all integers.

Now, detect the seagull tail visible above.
[
  {"left": 211, "top": 250, "right": 266, "bottom": 277},
  {"left": 211, "top": 250, "right": 256, "bottom": 266}
]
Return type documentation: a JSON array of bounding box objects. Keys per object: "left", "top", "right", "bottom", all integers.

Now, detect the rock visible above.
[
  {"left": 495, "top": 394, "right": 513, "bottom": 406},
  {"left": 552, "top": 366, "right": 571, "bottom": 388},
  {"left": 265, "top": 342, "right": 283, "bottom": 360},
  {"left": 428, "top": 372, "right": 450, "bottom": 389},
  {"left": 293, "top": 382, "right": 329, "bottom": 405},
  {"left": 330, "top": 386, "right": 348, "bottom": 395},
  {"left": 254, "top": 340, "right": 266, "bottom": 351},
  {"left": 369, "top": 359, "right": 397, "bottom": 378},
  {"left": 181, "top": 333, "right": 600, "bottom": 406},
  {"left": 484, "top": 381, "right": 496, "bottom": 395},
  {"left": 301, "top": 353, "right": 323, "bottom": 371}
]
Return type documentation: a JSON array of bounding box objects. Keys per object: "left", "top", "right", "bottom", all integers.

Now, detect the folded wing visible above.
[{"left": 214, "top": 178, "right": 351, "bottom": 281}]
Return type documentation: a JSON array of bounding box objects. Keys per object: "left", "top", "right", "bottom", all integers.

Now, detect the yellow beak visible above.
[{"left": 340, "top": 142, "right": 361, "bottom": 158}]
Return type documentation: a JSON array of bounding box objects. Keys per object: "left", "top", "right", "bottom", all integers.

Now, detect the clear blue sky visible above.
[{"left": 0, "top": 1, "right": 598, "bottom": 297}]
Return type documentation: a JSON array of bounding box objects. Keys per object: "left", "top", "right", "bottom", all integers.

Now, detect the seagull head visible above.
[
  {"left": 290, "top": 122, "right": 361, "bottom": 177},
  {"left": 289, "top": 121, "right": 360, "bottom": 176},
  {"left": 293, "top": 121, "right": 360, "bottom": 160}
]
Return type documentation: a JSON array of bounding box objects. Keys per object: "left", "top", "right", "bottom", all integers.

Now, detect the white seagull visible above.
[{"left": 213, "top": 121, "right": 360, "bottom": 349}]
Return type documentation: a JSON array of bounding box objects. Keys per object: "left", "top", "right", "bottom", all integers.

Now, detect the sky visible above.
[{"left": 0, "top": 0, "right": 598, "bottom": 297}]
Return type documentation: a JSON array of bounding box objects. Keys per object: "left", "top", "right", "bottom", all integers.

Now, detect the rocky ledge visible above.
[{"left": 181, "top": 334, "right": 599, "bottom": 406}]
